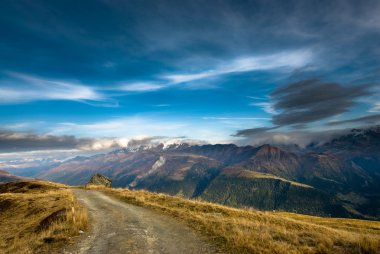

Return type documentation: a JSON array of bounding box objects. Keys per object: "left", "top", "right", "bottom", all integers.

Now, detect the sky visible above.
[{"left": 0, "top": 0, "right": 379, "bottom": 161}]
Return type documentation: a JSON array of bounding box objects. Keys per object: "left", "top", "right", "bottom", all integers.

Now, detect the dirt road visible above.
[{"left": 67, "top": 189, "right": 219, "bottom": 254}]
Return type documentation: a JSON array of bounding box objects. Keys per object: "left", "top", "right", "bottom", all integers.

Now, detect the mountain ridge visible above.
[{"left": 5, "top": 126, "right": 380, "bottom": 219}]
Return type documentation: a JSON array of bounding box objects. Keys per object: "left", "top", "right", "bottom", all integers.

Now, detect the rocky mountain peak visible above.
[
  {"left": 87, "top": 173, "right": 112, "bottom": 187},
  {"left": 255, "top": 144, "right": 285, "bottom": 158}
]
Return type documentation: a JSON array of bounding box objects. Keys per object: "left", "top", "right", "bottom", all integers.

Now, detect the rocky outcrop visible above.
[{"left": 87, "top": 173, "right": 112, "bottom": 187}]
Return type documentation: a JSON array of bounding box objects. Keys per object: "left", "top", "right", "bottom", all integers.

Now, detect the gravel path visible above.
[{"left": 66, "top": 189, "right": 219, "bottom": 254}]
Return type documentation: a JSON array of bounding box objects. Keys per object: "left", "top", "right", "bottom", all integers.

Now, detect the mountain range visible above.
[{"left": 6, "top": 126, "right": 380, "bottom": 219}]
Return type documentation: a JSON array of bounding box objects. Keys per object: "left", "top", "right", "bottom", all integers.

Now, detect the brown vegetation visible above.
[
  {"left": 0, "top": 181, "right": 88, "bottom": 254},
  {"left": 88, "top": 185, "right": 380, "bottom": 254}
]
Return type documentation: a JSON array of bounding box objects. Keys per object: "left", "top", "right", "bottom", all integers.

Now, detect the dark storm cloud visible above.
[
  {"left": 328, "top": 114, "right": 380, "bottom": 126},
  {"left": 233, "top": 127, "right": 278, "bottom": 137},
  {"left": 271, "top": 79, "right": 371, "bottom": 126},
  {"left": 233, "top": 78, "right": 374, "bottom": 142},
  {"left": 0, "top": 130, "right": 95, "bottom": 152}
]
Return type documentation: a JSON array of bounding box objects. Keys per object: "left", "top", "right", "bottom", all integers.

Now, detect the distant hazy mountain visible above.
[
  {"left": 38, "top": 126, "right": 380, "bottom": 219},
  {"left": 0, "top": 158, "right": 61, "bottom": 178},
  {"left": 0, "top": 170, "right": 30, "bottom": 183}
]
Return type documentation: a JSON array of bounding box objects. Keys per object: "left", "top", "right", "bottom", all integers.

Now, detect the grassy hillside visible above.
[
  {"left": 200, "top": 168, "right": 348, "bottom": 217},
  {"left": 88, "top": 185, "right": 380, "bottom": 254},
  {"left": 0, "top": 181, "right": 88, "bottom": 254}
]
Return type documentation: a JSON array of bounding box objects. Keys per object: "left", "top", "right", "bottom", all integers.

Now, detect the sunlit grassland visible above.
[
  {"left": 0, "top": 181, "right": 88, "bottom": 254},
  {"left": 88, "top": 185, "right": 380, "bottom": 254}
]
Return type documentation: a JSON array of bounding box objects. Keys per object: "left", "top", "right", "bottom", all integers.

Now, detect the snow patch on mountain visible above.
[
  {"left": 149, "top": 156, "right": 166, "bottom": 174},
  {"left": 129, "top": 156, "right": 166, "bottom": 188}
]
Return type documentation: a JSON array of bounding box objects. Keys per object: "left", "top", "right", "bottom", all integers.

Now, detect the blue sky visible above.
[{"left": 0, "top": 0, "right": 379, "bottom": 159}]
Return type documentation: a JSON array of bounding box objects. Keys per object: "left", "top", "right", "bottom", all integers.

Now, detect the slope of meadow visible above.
[
  {"left": 88, "top": 185, "right": 380, "bottom": 254},
  {"left": 0, "top": 181, "right": 88, "bottom": 254}
]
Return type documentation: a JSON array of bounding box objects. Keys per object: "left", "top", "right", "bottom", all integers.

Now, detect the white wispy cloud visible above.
[
  {"left": 152, "top": 104, "right": 170, "bottom": 107},
  {"left": 163, "top": 49, "right": 313, "bottom": 84},
  {"left": 0, "top": 72, "right": 117, "bottom": 106},
  {"left": 107, "top": 49, "right": 314, "bottom": 93},
  {"left": 1, "top": 50, "right": 313, "bottom": 104},
  {"left": 202, "top": 117, "right": 270, "bottom": 120},
  {"left": 250, "top": 102, "right": 277, "bottom": 114},
  {"left": 51, "top": 117, "right": 187, "bottom": 138},
  {"left": 118, "top": 82, "right": 165, "bottom": 92},
  {"left": 246, "top": 96, "right": 267, "bottom": 100},
  {"left": 369, "top": 102, "right": 380, "bottom": 112},
  {"left": 164, "top": 72, "right": 215, "bottom": 84}
]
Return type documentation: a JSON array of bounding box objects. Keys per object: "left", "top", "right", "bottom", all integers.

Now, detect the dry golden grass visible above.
[
  {"left": 234, "top": 170, "right": 313, "bottom": 188},
  {"left": 0, "top": 181, "right": 88, "bottom": 254},
  {"left": 88, "top": 185, "right": 380, "bottom": 254}
]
